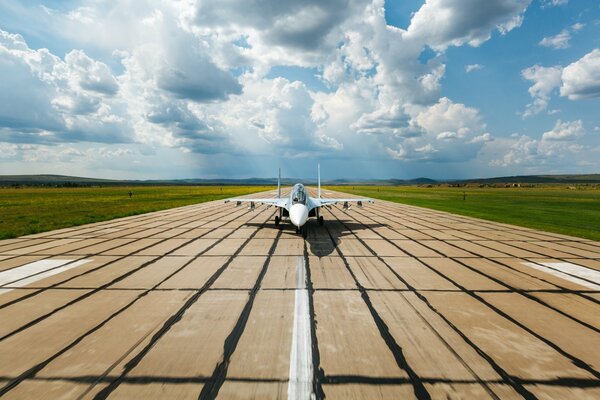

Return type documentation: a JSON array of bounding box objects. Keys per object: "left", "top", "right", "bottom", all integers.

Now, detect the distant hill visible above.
[
  {"left": 0, "top": 173, "right": 599, "bottom": 187},
  {"left": 459, "top": 174, "right": 600, "bottom": 184}
]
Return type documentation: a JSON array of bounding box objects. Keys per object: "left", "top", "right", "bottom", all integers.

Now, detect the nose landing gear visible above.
[
  {"left": 274, "top": 216, "right": 280, "bottom": 226},
  {"left": 318, "top": 216, "right": 324, "bottom": 226},
  {"left": 296, "top": 226, "right": 307, "bottom": 238}
]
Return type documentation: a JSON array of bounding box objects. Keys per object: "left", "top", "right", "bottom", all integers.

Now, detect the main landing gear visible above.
[
  {"left": 274, "top": 216, "right": 280, "bottom": 226},
  {"left": 318, "top": 216, "right": 324, "bottom": 226}
]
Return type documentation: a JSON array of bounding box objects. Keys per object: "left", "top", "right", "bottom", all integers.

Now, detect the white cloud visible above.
[
  {"left": 404, "top": 0, "right": 531, "bottom": 50},
  {"left": 490, "top": 135, "right": 539, "bottom": 167},
  {"left": 521, "top": 65, "right": 562, "bottom": 117},
  {"left": 521, "top": 49, "right": 600, "bottom": 118},
  {"left": 412, "top": 97, "right": 483, "bottom": 137},
  {"left": 465, "top": 64, "right": 483, "bottom": 73},
  {"left": 542, "top": 119, "right": 584, "bottom": 141},
  {"left": 437, "top": 131, "right": 458, "bottom": 140},
  {"left": 385, "top": 97, "right": 489, "bottom": 162},
  {"left": 64, "top": 50, "right": 119, "bottom": 95},
  {"left": 491, "top": 119, "right": 589, "bottom": 168},
  {"left": 539, "top": 29, "right": 571, "bottom": 49},
  {"left": 469, "top": 133, "right": 494, "bottom": 143},
  {"left": 2, "top": 0, "right": 596, "bottom": 179},
  {"left": 541, "top": 0, "right": 568, "bottom": 7},
  {"left": 560, "top": 49, "right": 600, "bottom": 100},
  {"left": 0, "top": 29, "right": 129, "bottom": 144}
]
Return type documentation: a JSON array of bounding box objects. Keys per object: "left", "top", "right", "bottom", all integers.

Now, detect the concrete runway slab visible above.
[{"left": 1, "top": 188, "right": 599, "bottom": 399}]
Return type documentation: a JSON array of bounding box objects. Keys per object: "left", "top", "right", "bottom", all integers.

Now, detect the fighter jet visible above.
[{"left": 225, "top": 165, "right": 373, "bottom": 236}]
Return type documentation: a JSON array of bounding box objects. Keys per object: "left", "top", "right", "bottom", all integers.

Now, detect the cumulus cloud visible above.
[
  {"left": 3, "top": 0, "right": 595, "bottom": 179},
  {"left": 521, "top": 49, "right": 600, "bottom": 117},
  {"left": 154, "top": 35, "right": 242, "bottom": 102},
  {"left": 186, "top": 0, "right": 370, "bottom": 71},
  {"left": 491, "top": 119, "right": 589, "bottom": 168},
  {"left": 542, "top": 119, "right": 584, "bottom": 141},
  {"left": 385, "top": 97, "right": 490, "bottom": 162},
  {"left": 411, "top": 97, "right": 483, "bottom": 137},
  {"left": 0, "top": 29, "right": 129, "bottom": 144},
  {"left": 469, "top": 133, "right": 494, "bottom": 143},
  {"left": 404, "top": 0, "right": 531, "bottom": 50},
  {"left": 490, "top": 135, "right": 540, "bottom": 167},
  {"left": 560, "top": 49, "right": 600, "bottom": 100},
  {"left": 521, "top": 65, "right": 562, "bottom": 117},
  {"left": 65, "top": 50, "right": 119, "bottom": 95}
]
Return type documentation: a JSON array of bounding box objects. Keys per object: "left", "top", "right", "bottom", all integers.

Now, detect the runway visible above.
[{"left": 1, "top": 188, "right": 599, "bottom": 399}]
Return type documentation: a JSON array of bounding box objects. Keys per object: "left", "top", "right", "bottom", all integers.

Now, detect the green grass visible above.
[
  {"left": 327, "top": 185, "right": 600, "bottom": 241},
  {"left": 0, "top": 186, "right": 270, "bottom": 240}
]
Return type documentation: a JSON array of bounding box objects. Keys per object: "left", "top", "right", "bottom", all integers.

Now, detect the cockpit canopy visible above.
[{"left": 291, "top": 184, "right": 307, "bottom": 205}]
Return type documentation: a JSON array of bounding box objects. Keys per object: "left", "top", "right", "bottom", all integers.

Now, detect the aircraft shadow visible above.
[{"left": 245, "top": 219, "right": 386, "bottom": 257}]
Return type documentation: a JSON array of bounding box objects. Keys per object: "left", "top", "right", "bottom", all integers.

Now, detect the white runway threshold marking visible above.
[
  {"left": 523, "top": 261, "right": 600, "bottom": 290},
  {"left": 288, "top": 256, "right": 314, "bottom": 400},
  {"left": 0, "top": 259, "right": 92, "bottom": 294}
]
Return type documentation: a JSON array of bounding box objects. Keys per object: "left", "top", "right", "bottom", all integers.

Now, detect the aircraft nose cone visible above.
[{"left": 290, "top": 204, "right": 308, "bottom": 227}]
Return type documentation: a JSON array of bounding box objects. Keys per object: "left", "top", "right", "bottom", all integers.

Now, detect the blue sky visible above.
[{"left": 0, "top": 0, "right": 598, "bottom": 180}]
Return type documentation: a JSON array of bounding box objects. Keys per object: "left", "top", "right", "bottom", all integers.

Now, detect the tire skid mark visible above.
[
  {"left": 0, "top": 205, "right": 271, "bottom": 397},
  {"left": 333, "top": 205, "right": 600, "bottom": 381},
  {"left": 92, "top": 208, "right": 276, "bottom": 400},
  {"left": 321, "top": 221, "right": 432, "bottom": 400}
]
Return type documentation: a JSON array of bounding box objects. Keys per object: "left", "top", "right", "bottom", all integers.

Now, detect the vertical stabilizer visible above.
[
  {"left": 278, "top": 168, "right": 281, "bottom": 198},
  {"left": 318, "top": 163, "right": 321, "bottom": 199}
]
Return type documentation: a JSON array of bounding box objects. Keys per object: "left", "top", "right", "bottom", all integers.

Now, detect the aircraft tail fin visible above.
[
  {"left": 277, "top": 167, "right": 281, "bottom": 198},
  {"left": 318, "top": 163, "right": 321, "bottom": 199}
]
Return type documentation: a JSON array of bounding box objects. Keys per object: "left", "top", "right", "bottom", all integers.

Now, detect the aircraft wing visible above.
[
  {"left": 224, "top": 198, "right": 289, "bottom": 209},
  {"left": 313, "top": 198, "right": 374, "bottom": 207}
]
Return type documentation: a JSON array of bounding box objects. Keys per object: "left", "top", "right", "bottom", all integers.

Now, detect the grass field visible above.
[
  {"left": 2, "top": 184, "right": 599, "bottom": 242},
  {"left": 328, "top": 185, "right": 600, "bottom": 241},
  {"left": 0, "top": 186, "right": 270, "bottom": 239}
]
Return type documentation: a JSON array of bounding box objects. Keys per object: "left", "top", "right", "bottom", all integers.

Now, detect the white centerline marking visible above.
[
  {"left": 0, "top": 259, "right": 92, "bottom": 294},
  {"left": 288, "top": 256, "right": 314, "bottom": 400},
  {"left": 523, "top": 261, "right": 600, "bottom": 290}
]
